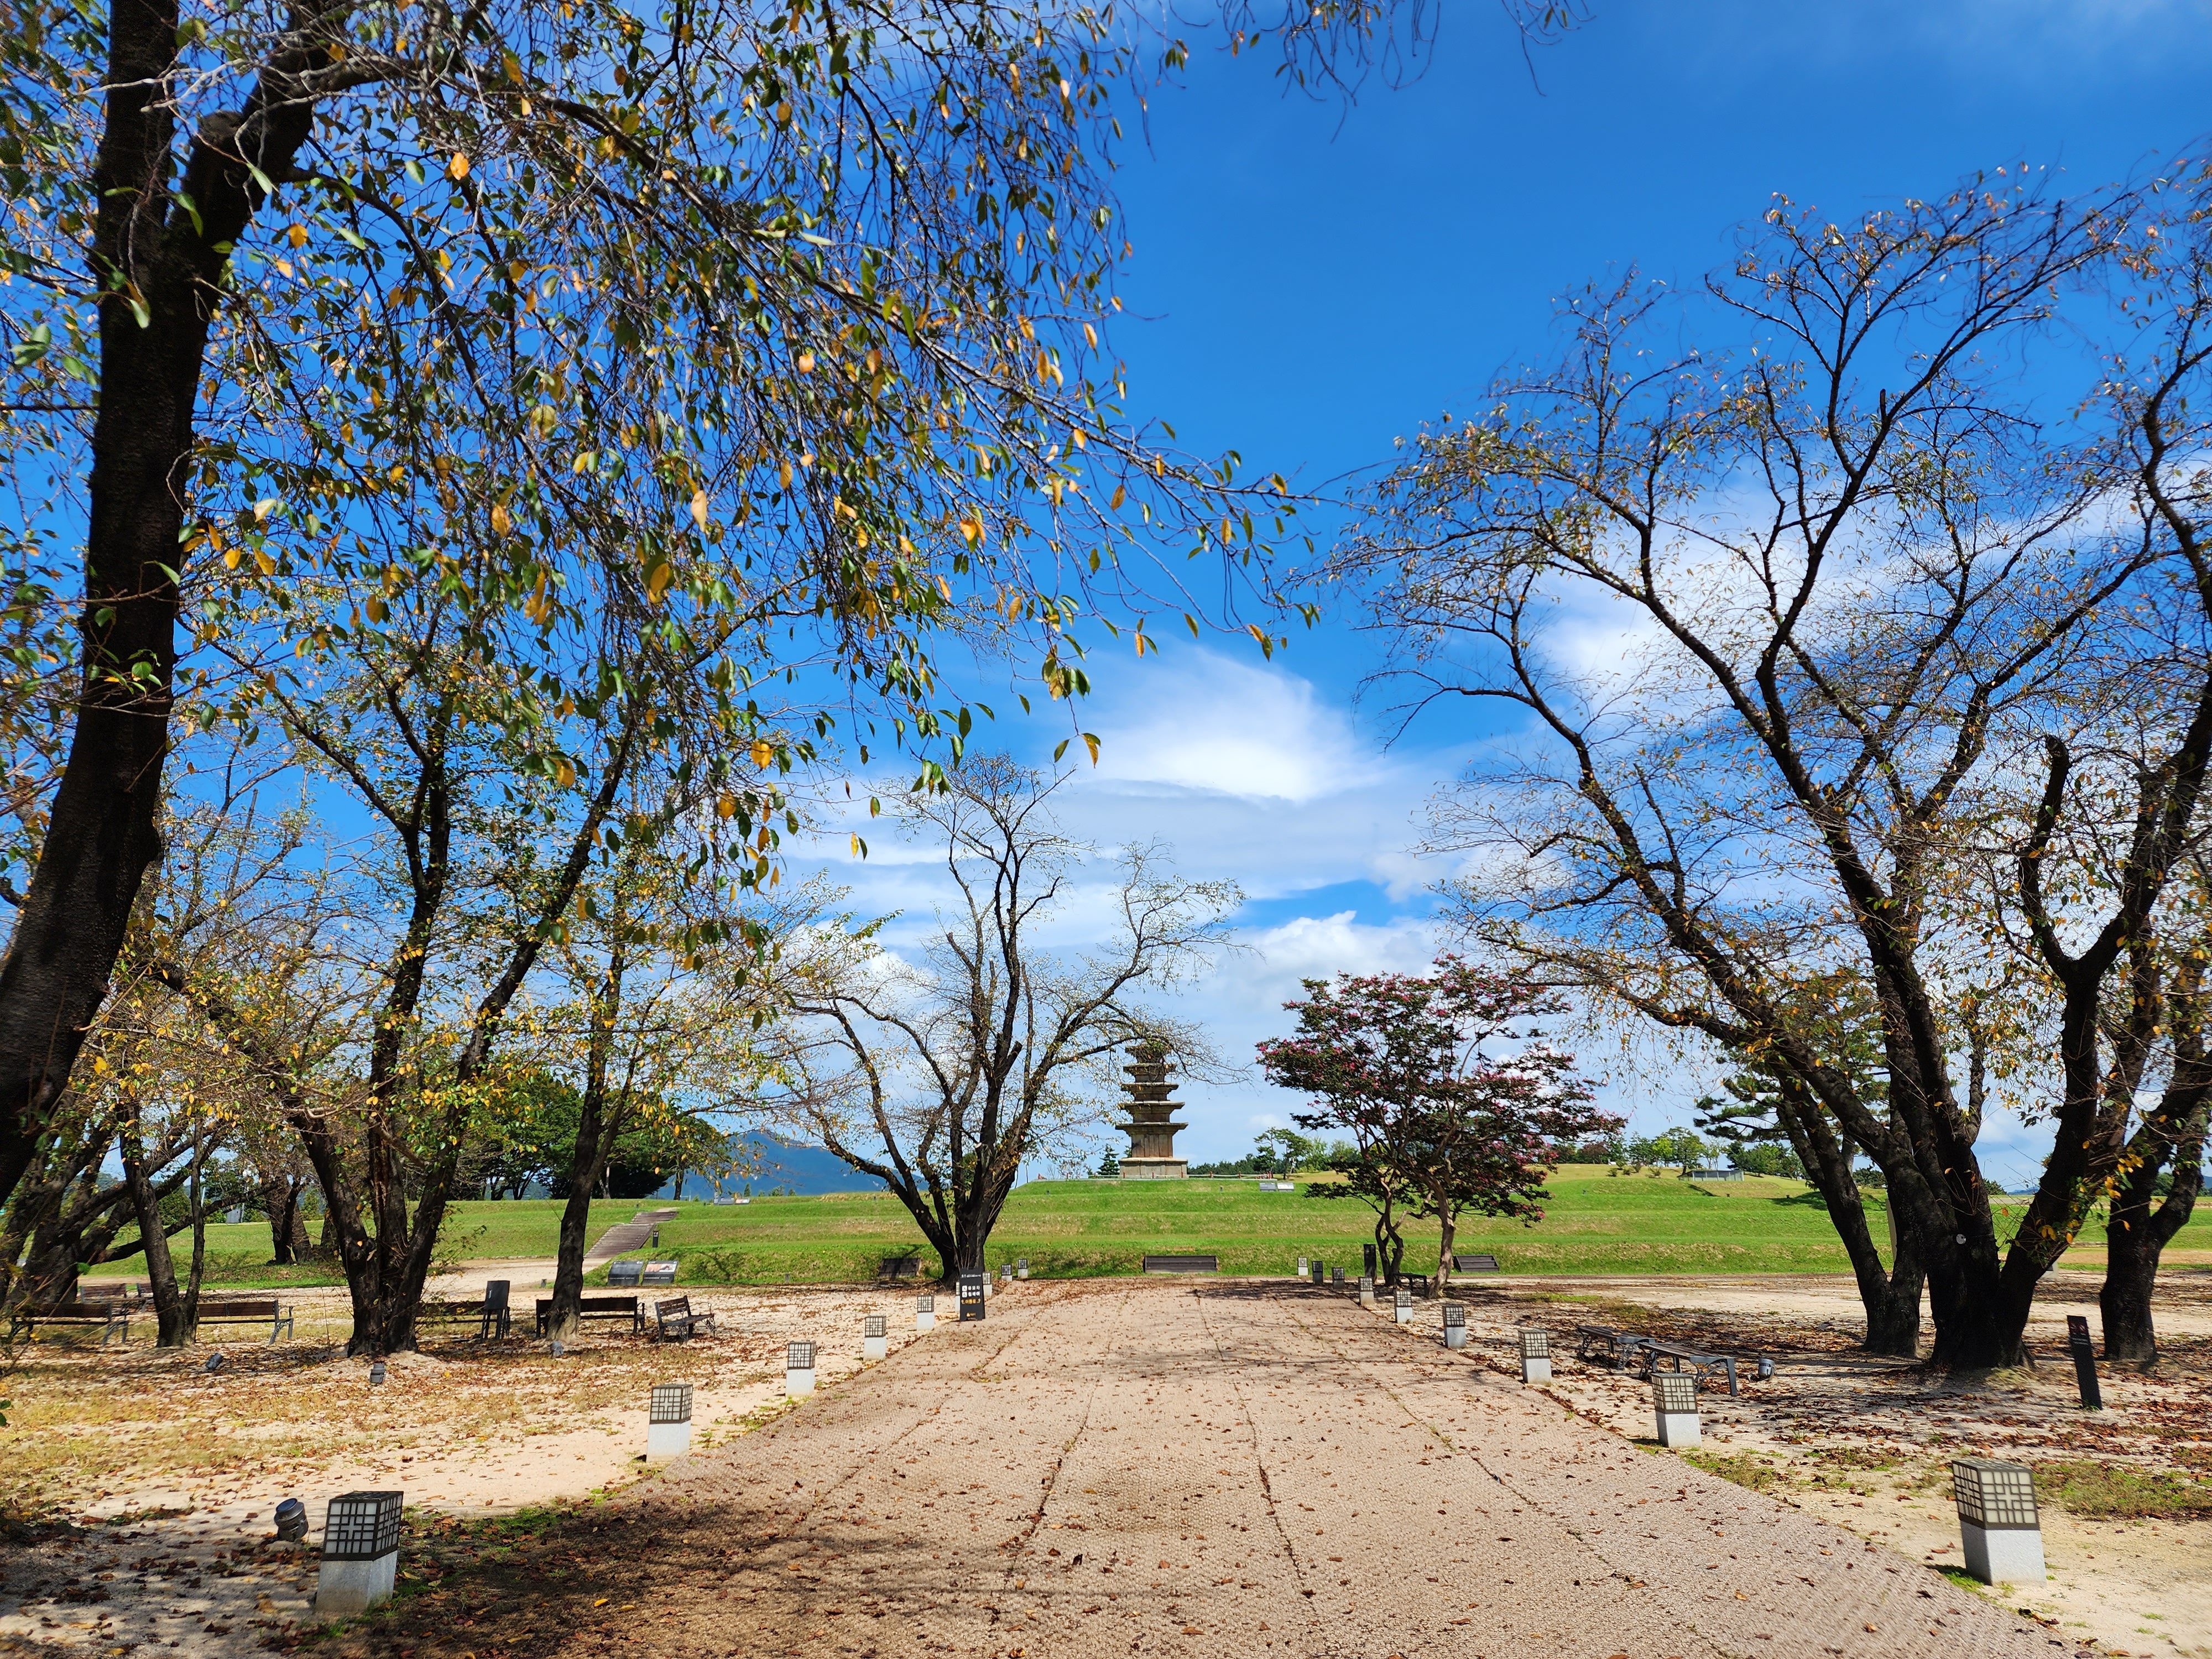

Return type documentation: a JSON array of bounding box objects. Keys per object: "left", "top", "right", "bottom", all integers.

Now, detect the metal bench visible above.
[
  {"left": 1575, "top": 1324, "right": 1652, "bottom": 1369},
  {"left": 1640, "top": 1338, "right": 1741, "bottom": 1397},
  {"left": 1451, "top": 1253, "right": 1500, "bottom": 1272},
  {"left": 654, "top": 1295, "right": 716, "bottom": 1340},
  {"left": 606, "top": 1260, "right": 645, "bottom": 1287},
  {"left": 1395, "top": 1271, "right": 1433, "bottom": 1298},
  {"left": 1141, "top": 1254, "right": 1219, "bottom": 1274},
  {"left": 641, "top": 1260, "right": 679, "bottom": 1287},
  {"left": 196, "top": 1298, "right": 295, "bottom": 1343},
  {"left": 535, "top": 1295, "right": 646, "bottom": 1336},
  {"left": 879, "top": 1255, "right": 924, "bottom": 1280},
  {"left": 7, "top": 1301, "right": 132, "bottom": 1344}
]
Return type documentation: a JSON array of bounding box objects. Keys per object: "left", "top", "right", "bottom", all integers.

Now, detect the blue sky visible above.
[{"left": 816, "top": 1, "right": 2212, "bottom": 1185}]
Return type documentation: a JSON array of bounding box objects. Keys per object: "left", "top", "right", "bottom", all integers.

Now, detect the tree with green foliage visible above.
[{"left": 1, "top": 0, "right": 1401, "bottom": 1232}]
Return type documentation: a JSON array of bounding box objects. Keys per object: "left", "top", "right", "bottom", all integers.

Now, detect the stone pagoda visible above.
[{"left": 1115, "top": 1039, "right": 1188, "bottom": 1179}]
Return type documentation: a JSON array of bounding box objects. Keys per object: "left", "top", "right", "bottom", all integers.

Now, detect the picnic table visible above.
[
  {"left": 1639, "top": 1338, "right": 1741, "bottom": 1396},
  {"left": 535, "top": 1294, "right": 646, "bottom": 1336}
]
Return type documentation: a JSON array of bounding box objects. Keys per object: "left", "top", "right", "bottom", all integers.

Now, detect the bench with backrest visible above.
[
  {"left": 606, "top": 1259, "right": 645, "bottom": 1287},
  {"left": 418, "top": 1282, "right": 511, "bottom": 1340},
  {"left": 654, "top": 1295, "right": 716, "bottom": 1341},
  {"left": 7, "top": 1301, "right": 132, "bottom": 1344},
  {"left": 196, "top": 1298, "right": 295, "bottom": 1343},
  {"left": 1451, "top": 1253, "right": 1500, "bottom": 1273},
  {"left": 1575, "top": 1324, "right": 1652, "bottom": 1369},
  {"left": 1639, "top": 1338, "right": 1741, "bottom": 1396},
  {"left": 1395, "top": 1271, "right": 1433, "bottom": 1298},
  {"left": 535, "top": 1294, "right": 645, "bottom": 1337},
  {"left": 641, "top": 1260, "right": 679, "bottom": 1287}
]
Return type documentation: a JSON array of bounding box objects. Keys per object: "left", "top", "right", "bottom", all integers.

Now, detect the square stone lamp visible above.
[
  {"left": 786, "top": 1340, "right": 817, "bottom": 1397},
  {"left": 316, "top": 1490, "right": 403, "bottom": 1617},
  {"left": 1953, "top": 1459, "right": 2044, "bottom": 1585},
  {"left": 864, "top": 1313, "right": 888, "bottom": 1360},
  {"left": 1652, "top": 1371, "right": 1700, "bottom": 1448},
  {"left": 648, "top": 1383, "right": 693, "bottom": 1459}
]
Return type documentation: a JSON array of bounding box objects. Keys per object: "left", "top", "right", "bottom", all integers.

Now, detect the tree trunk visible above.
[
  {"left": 121, "top": 1117, "right": 192, "bottom": 1346},
  {"left": 549, "top": 941, "right": 627, "bottom": 1342},
  {"left": 1772, "top": 1072, "right": 1923, "bottom": 1356},
  {"left": 0, "top": 0, "right": 329, "bottom": 1217},
  {"left": 2099, "top": 1004, "right": 2211, "bottom": 1362}
]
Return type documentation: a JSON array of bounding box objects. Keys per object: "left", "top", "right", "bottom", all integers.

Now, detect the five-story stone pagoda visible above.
[{"left": 1116, "top": 1039, "right": 1188, "bottom": 1179}]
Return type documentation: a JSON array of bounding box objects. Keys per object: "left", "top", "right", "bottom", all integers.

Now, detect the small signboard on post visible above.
[
  {"left": 2067, "top": 1314, "right": 2103, "bottom": 1411},
  {"left": 958, "top": 1271, "right": 987, "bottom": 1322}
]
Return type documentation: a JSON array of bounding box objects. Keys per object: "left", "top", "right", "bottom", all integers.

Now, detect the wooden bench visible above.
[
  {"left": 1640, "top": 1338, "right": 1741, "bottom": 1396},
  {"left": 535, "top": 1295, "right": 645, "bottom": 1336},
  {"left": 641, "top": 1260, "right": 679, "bottom": 1287},
  {"left": 606, "top": 1260, "right": 645, "bottom": 1287},
  {"left": 655, "top": 1296, "right": 716, "bottom": 1341},
  {"left": 196, "top": 1298, "right": 295, "bottom": 1343},
  {"left": 1451, "top": 1253, "right": 1500, "bottom": 1272},
  {"left": 7, "top": 1301, "right": 132, "bottom": 1344},
  {"left": 418, "top": 1284, "right": 510, "bottom": 1339},
  {"left": 1575, "top": 1324, "right": 1652, "bottom": 1369},
  {"left": 1142, "top": 1254, "right": 1219, "bottom": 1274},
  {"left": 1395, "top": 1271, "right": 1432, "bottom": 1298}
]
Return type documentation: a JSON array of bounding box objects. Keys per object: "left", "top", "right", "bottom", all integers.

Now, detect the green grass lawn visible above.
[{"left": 94, "top": 1165, "right": 2212, "bottom": 1288}]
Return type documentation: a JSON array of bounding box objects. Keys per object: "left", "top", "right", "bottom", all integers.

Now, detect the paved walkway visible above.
[{"left": 365, "top": 1280, "right": 2067, "bottom": 1658}]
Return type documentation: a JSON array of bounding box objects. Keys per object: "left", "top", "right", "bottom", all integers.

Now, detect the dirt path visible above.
[{"left": 346, "top": 1279, "right": 2063, "bottom": 1659}]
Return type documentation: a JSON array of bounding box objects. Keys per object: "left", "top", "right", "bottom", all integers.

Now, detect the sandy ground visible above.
[
  {"left": 0, "top": 1280, "right": 942, "bottom": 1657},
  {"left": 321, "top": 1277, "right": 2065, "bottom": 1659}
]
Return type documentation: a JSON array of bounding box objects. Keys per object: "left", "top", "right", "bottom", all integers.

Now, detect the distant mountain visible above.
[{"left": 653, "top": 1133, "right": 888, "bottom": 1199}]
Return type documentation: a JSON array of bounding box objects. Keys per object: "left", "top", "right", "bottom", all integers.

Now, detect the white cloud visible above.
[{"left": 1083, "top": 649, "right": 1383, "bottom": 804}]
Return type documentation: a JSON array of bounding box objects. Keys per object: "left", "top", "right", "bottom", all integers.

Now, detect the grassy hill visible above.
[{"left": 90, "top": 1164, "right": 2212, "bottom": 1288}]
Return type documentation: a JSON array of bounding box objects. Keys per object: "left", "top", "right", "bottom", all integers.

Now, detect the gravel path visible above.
[{"left": 356, "top": 1279, "right": 2069, "bottom": 1658}]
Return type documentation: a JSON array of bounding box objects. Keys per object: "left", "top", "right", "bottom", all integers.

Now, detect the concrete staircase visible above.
[{"left": 583, "top": 1206, "right": 679, "bottom": 1266}]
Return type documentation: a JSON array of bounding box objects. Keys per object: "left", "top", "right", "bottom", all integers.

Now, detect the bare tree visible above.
[
  {"left": 1333, "top": 169, "right": 2200, "bottom": 1366},
  {"left": 773, "top": 758, "right": 1237, "bottom": 1278}
]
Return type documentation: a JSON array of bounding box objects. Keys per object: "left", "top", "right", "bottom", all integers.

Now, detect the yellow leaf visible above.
[
  {"left": 1082, "top": 322, "right": 1098, "bottom": 349},
  {"left": 254, "top": 551, "right": 276, "bottom": 577},
  {"left": 286, "top": 223, "right": 308, "bottom": 248},
  {"left": 958, "top": 514, "right": 982, "bottom": 546},
  {"left": 716, "top": 794, "right": 737, "bottom": 818},
  {"left": 275, "top": 257, "right": 294, "bottom": 278},
  {"left": 795, "top": 350, "right": 816, "bottom": 374},
  {"left": 750, "top": 739, "right": 775, "bottom": 769},
  {"left": 223, "top": 548, "right": 243, "bottom": 571},
  {"left": 448, "top": 153, "right": 470, "bottom": 180},
  {"left": 778, "top": 458, "right": 794, "bottom": 489},
  {"left": 646, "top": 561, "right": 674, "bottom": 601},
  {"left": 491, "top": 503, "right": 512, "bottom": 536},
  {"left": 1082, "top": 732, "right": 1100, "bottom": 766},
  {"left": 691, "top": 489, "right": 709, "bottom": 528}
]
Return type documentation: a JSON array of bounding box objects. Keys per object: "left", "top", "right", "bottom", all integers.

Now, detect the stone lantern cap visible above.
[
  {"left": 324, "top": 1491, "right": 402, "bottom": 1561},
  {"left": 650, "top": 1383, "right": 693, "bottom": 1424},
  {"left": 1953, "top": 1459, "right": 2038, "bottom": 1529}
]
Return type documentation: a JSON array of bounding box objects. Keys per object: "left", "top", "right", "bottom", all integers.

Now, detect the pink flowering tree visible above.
[{"left": 1258, "top": 957, "right": 1616, "bottom": 1287}]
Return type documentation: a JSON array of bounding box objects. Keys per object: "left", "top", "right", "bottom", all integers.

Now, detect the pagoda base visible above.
[{"left": 1118, "top": 1159, "right": 1188, "bottom": 1180}]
